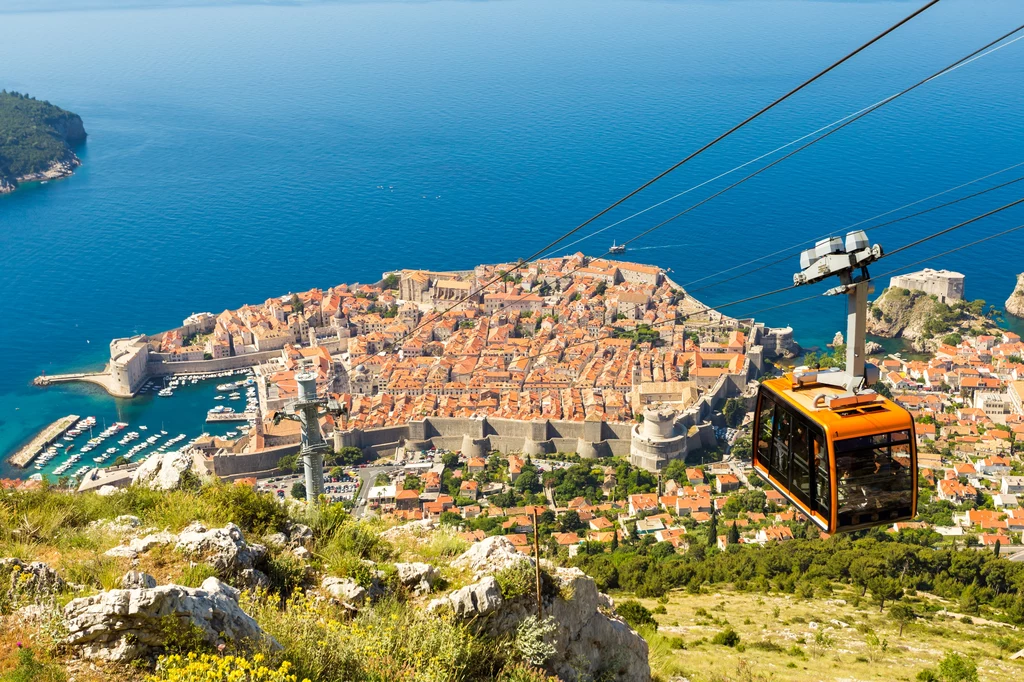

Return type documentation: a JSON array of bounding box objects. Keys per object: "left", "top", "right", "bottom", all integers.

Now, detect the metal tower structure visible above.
[
  {"left": 791, "top": 229, "right": 883, "bottom": 402},
  {"left": 275, "top": 371, "right": 341, "bottom": 503}
]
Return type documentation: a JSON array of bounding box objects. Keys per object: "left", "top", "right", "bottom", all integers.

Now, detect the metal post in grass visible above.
[{"left": 532, "top": 507, "right": 542, "bottom": 619}]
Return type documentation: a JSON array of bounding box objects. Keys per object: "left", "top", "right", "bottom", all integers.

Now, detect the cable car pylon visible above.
[{"left": 792, "top": 229, "right": 882, "bottom": 397}]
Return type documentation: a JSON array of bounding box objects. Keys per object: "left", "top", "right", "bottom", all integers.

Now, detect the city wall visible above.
[{"left": 146, "top": 349, "right": 283, "bottom": 377}]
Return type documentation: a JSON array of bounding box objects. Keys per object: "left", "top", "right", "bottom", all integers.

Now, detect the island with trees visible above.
[{"left": 0, "top": 90, "right": 86, "bottom": 194}]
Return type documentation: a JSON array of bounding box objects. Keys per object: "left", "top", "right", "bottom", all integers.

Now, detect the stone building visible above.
[
  {"left": 890, "top": 268, "right": 965, "bottom": 303},
  {"left": 109, "top": 335, "right": 149, "bottom": 395}
]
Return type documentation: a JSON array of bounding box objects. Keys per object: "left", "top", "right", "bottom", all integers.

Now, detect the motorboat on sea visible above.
[{"left": 158, "top": 388, "right": 173, "bottom": 397}]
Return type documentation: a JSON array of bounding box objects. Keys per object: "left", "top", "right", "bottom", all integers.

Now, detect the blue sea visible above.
[{"left": 2, "top": 0, "right": 1024, "bottom": 475}]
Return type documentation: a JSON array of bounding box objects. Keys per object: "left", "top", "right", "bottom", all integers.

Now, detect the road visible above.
[{"left": 352, "top": 464, "right": 403, "bottom": 517}]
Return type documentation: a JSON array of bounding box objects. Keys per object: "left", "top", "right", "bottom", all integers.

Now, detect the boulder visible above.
[
  {"left": 265, "top": 532, "right": 288, "bottom": 548},
  {"left": 438, "top": 566, "right": 649, "bottom": 682},
  {"left": 865, "top": 340, "right": 884, "bottom": 356},
  {"left": 452, "top": 535, "right": 532, "bottom": 577},
  {"left": 321, "top": 576, "right": 366, "bottom": 607},
  {"left": 175, "top": 522, "right": 267, "bottom": 575},
  {"left": 394, "top": 562, "right": 441, "bottom": 595},
  {"left": 64, "top": 577, "right": 277, "bottom": 662},
  {"left": 287, "top": 523, "right": 314, "bottom": 547},
  {"left": 292, "top": 546, "right": 312, "bottom": 561},
  {"left": 92, "top": 515, "right": 142, "bottom": 535},
  {"left": 104, "top": 530, "right": 177, "bottom": 560},
  {"left": 131, "top": 450, "right": 195, "bottom": 491},
  {"left": 0, "top": 558, "right": 66, "bottom": 596},
  {"left": 429, "top": 576, "right": 503, "bottom": 618},
  {"left": 380, "top": 518, "right": 435, "bottom": 541},
  {"left": 120, "top": 571, "right": 157, "bottom": 589},
  {"left": 1006, "top": 273, "right": 1024, "bottom": 319}
]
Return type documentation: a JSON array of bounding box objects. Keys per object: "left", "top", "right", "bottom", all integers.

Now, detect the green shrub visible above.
[
  {"left": 616, "top": 600, "right": 658, "bottom": 630},
  {"left": 177, "top": 563, "right": 219, "bottom": 588},
  {"left": 495, "top": 563, "right": 535, "bottom": 601},
  {"left": 711, "top": 627, "right": 740, "bottom": 647},
  {"left": 0, "top": 647, "right": 65, "bottom": 682}
]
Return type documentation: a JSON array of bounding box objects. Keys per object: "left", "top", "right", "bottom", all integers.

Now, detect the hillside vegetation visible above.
[
  {"left": 0, "top": 477, "right": 1022, "bottom": 682},
  {"left": 0, "top": 91, "right": 86, "bottom": 190}
]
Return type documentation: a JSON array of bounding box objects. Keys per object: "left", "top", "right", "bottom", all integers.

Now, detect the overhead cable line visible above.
[
  {"left": 365, "top": 0, "right": 941, "bottom": 358},
  {"left": 456, "top": 26, "right": 1024, "bottom": 338},
  {"left": 508, "top": 195, "right": 1024, "bottom": 362},
  {"left": 686, "top": 169, "right": 1024, "bottom": 295},
  {"left": 735, "top": 222, "right": 1024, "bottom": 323},
  {"left": 616, "top": 26, "right": 1024, "bottom": 253},
  {"left": 679, "top": 159, "right": 1024, "bottom": 289}
]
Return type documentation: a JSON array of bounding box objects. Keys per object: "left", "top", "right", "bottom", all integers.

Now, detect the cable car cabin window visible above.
[
  {"left": 812, "top": 431, "right": 830, "bottom": 519},
  {"left": 771, "top": 404, "right": 791, "bottom": 484},
  {"left": 756, "top": 394, "right": 775, "bottom": 470},
  {"left": 835, "top": 431, "right": 914, "bottom": 528},
  {"left": 789, "top": 421, "right": 811, "bottom": 507}
]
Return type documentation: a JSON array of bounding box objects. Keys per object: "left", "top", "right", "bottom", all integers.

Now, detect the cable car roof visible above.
[{"left": 761, "top": 375, "right": 913, "bottom": 441}]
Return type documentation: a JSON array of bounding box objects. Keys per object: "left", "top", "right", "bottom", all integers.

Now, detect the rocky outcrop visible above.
[
  {"left": 433, "top": 541, "right": 650, "bottom": 681},
  {"left": 321, "top": 576, "right": 367, "bottom": 608},
  {"left": 1006, "top": 273, "right": 1024, "bottom": 319},
  {"left": 104, "top": 530, "right": 176, "bottom": 559},
  {"left": 131, "top": 450, "right": 195, "bottom": 490},
  {"left": 103, "top": 522, "right": 270, "bottom": 590},
  {"left": 64, "top": 577, "right": 277, "bottom": 662},
  {"left": 120, "top": 571, "right": 157, "bottom": 590},
  {"left": 452, "top": 535, "right": 532, "bottom": 577},
  {"left": 866, "top": 287, "right": 995, "bottom": 352},
  {"left": 379, "top": 517, "right": 436, "bottom": 541},
  {"left": 430, "top": 576, "right": 503, "bottom": 618},
  {"left": 176, "top": 522, "right": 270, "bottom": 589},
  {"left": 394, "top": 562, "right": 441, "bottom": 595},
  {"left": 0, "top": 558, "right": 66, "bottom": 597}
]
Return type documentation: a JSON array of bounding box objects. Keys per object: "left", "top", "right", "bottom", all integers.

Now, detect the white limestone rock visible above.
[
  {"left": 64, "top": 577, "right": 277, "bottom": 662},
  {"left": 131, "top": 450, "right": 194, "bottom": 491},
  {"left": 120, "top": 571, "right": 157, "bottom": 589},
  {"left": 452, "top": 535, "right": 532, "bottom": 577},
  {"left": 321, "top": 576, "right": 366, "bottom": 607},
  {"left": 1007, "top": 273, "right": 1024, "bottom": 319},
  {"left": 379, "top": 518, "right": 435, "bottom": 541},
  {"left": 104, "top": 530, "right": 176, "bottom": 560},
  {"left": 436, "top": 566, "right": 649, "bottom": 682},
  {"left": 394, "top": 562, "right": 441, "bottom": 595},
  {"left": 175, "top": 522, "right": 267, "bottom": 574},
  {"left": 0, "top": 558, "right": 66, "bottom": 596},
  {"left": 429, "top": 576, "right": 503, "bottom": 618}
]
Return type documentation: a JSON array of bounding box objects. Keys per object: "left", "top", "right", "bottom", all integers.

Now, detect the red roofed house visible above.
[
  {"left": 628, "top": 493, "right": 659, "bottom": 516},
  {"left": 716, "top": 474, "right": 740, "bottom": 493}
]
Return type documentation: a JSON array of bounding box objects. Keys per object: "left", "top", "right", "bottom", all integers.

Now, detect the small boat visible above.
[
  {"left": 157, "top": 388, "right": 173, "bottom": 397},
  {"left": 608, "top": 240, "right": 626, "bottom": 254},
  {"left": 139, "top": 425, "right": 148, "bottom": 431}
]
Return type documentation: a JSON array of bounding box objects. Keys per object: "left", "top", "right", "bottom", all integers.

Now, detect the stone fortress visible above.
[{"left": 890, "top": 268, "right": 965, "bottom": 304}]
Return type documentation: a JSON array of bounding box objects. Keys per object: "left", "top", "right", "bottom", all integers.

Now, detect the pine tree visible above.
[
  {"left": 728, "top": 521, "right": 740, "bottom": 545},
  {"left": 707, "top": 509, "right": 718, "bottom": 547}
]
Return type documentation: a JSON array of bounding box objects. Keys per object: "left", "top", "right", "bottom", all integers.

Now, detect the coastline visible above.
[{"left": 0, "top": 156, "right": 81, "bottom": 195}]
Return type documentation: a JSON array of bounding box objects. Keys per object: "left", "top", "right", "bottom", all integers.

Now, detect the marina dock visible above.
[
  {"left": 206, "top": 411, "right": 256, "bottom": 423},
  {"left": 10, "top": 414, "right": 80, "bottom": 468}
]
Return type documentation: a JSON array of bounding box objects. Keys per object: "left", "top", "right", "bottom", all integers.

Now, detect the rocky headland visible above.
[
  {"left": 866, "top": 286, "right": 1000, "bottom": 352},
  {"left": 1006, "top": 273, "right": 1024, "bottom": 319},
  {"left": 0, "top": 90, "right": 86, "bottom": 194}
]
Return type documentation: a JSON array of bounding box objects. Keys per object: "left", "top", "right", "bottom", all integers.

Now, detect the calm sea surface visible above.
[{"left": 2, "top": 0, "right": 1024, "bottom": 475}]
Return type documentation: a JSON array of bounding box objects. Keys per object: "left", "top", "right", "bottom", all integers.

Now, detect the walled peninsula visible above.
[{"left": 41, "top": 254, "right": 799, "bottom": 478}]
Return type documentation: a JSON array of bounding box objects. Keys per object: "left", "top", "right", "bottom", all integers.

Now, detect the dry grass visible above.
[{"left": 633, "top": 586, "right": 1024, "bottom": 682}]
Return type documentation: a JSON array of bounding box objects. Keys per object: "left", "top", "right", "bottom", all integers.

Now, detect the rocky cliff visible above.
[
  {"left": 1006, "top": 273, "right": 1024, "bottom": 319},
  {"left": 866, "top": 287, "right": 998, "bottom": 352}
]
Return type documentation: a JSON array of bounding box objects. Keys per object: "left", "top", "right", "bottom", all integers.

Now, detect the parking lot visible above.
[{"left": 256, "top": 468, "right": 360, "bottom": 503}]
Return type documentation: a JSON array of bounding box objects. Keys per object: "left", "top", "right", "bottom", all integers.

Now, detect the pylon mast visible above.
[
  {"left": 294, "top": 371, "right": 328, "bottom": 502},
  {"left": 792, "top": 230, "right": 882, "bottom": 399}
]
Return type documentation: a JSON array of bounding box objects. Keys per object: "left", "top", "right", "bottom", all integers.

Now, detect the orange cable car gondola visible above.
[
  {"left": 752, "top": 372, "right": 917, "bottom": 533},
  {"left": 750, "top": 229, "right": 917, "bottom": 532}
]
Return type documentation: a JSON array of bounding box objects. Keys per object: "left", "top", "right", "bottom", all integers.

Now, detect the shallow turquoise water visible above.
[{"left": 2, "top": 0, "right": 1024, "bottom": 474}]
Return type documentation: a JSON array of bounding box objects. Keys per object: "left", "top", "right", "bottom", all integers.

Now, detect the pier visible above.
[
  {"left": 10, "top": 414, "right": 80, "bottom": 468},
  {"left": 206, "top": 411, "right": 256, "bottom": 423}
]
